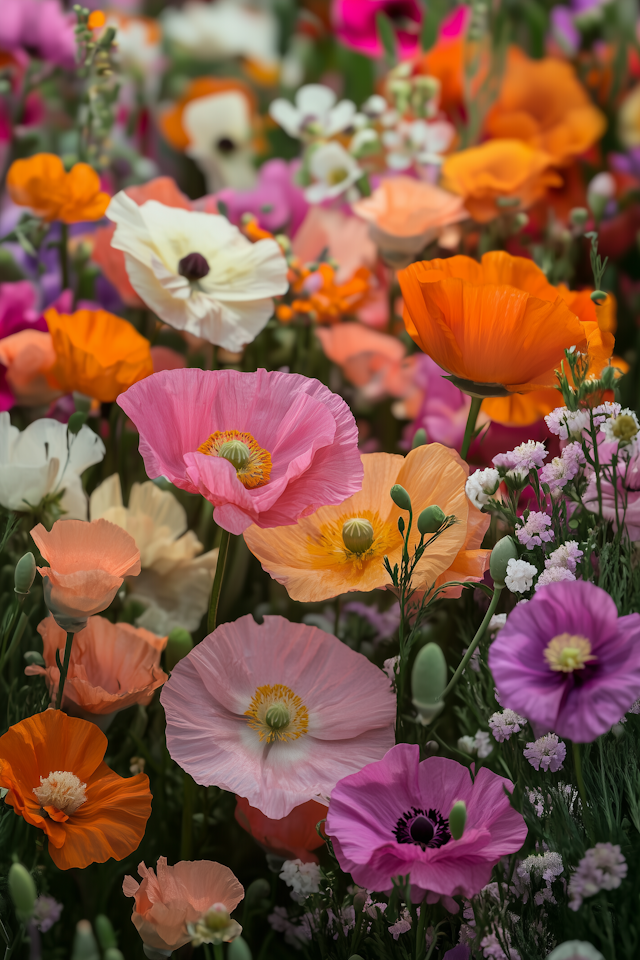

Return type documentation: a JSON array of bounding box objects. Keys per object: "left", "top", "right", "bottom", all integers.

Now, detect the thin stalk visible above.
[
  {"left": 572, "top": 741, "right": 596, "bottom": 844},
  {"left": 55, "top": 631, "right": 75, "bottom": 709},
  {"left": 440, "top": 586, "right": 502, "bottom": 701},
  {"left": 460, "top": 396, "right": 483, "bottom": 461},
  {"left": 207, "top": 528, "right": 231, "bottom": 634},
  {"left": 59, "top": 222, "right": 70, "bottom": 292},
  {"left": 213, "top": 944, "right": 224, "bottom": 960},
  {"left": 415, "top": 899, "right": 428, "bottom": 960}
]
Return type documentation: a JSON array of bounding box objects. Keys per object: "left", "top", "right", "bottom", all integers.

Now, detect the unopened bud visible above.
[
  {"left": 165, "top": 628, "right": 193, "bottom": 672},
  {"left": 94, "top": 915, "right": 117, "bottom": 951},
  {"left": 411, "top": 642, "right": 447, "bottom": 724},
  {"left": 24, "top": 651, "right": 45, "bottom": 667},
  {"left": 352, "top": 890, "right": 367, "bottom": 912},
  {"left": 71, "top": 921, "right": 100, "bottom": 960},
  {"left": 390, "top": 484, "right": 412, "bottom": 512},
  {"left": 244, "top": 878, "right": 270, "bottom": 909},
  {"left": 104, "top": 951, "right": 124, "bottom": 960},
  {"left": 569, "top": 206, "right": 589, "bottom": 227},
  {"left": 600, "top": 365, "right": 618, "bottom": 390},
  {"left": 14, "top": 552, "right": 36, "bottom": 596},
  {"left": 342, "top": 518, "right": 374, "bottom": 554},
  {"left": 228, "top": 937, "right": 252, "bottom": 960},
  {"left": 496, "top": 195, "right": 520, "bottom": 208},
  {"left": 489, "top": 536, "right": 518, "bottom": 587},
  {"left": 67, "top": 411, "right": 88, "bottom": 435},
  {"left": 449, "top": 800, "right": 467, "bottom": 840},
  {"left": 512, "top": 212, "right": 529, "bottom": 232},
  {"left": 411, "top": 428, "right": 427, "bottom": 449},
  {"left": 8, "top": 863, "right": 36, "bottom": 923},
  {"left": 590, "top": 290, "right": 607, "bottom": 305},
  {"left": 417, "top": 505, "right": 446, "bottom": 536}
]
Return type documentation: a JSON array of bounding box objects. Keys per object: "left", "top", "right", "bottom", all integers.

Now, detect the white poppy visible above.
[
  {"left": 0, "top": 414, "right": 105, "bottom": 519},
  {"left": 162, "top": 0, "right": 278, "bottom": 67},
  {"left": 182, "top": 90, "right": 256, "bottom": 192},
  {"left": 305, "top": 142, "right": 362, "bottom": 204},
  {"left": 90, "top": 474, "right": 218, "bottom": 634},
  {"left": 106, "top": 193, "right": 289, "bottom": 351},
  {"left": 270, "top": 84, "right": 357, "bottom": 140}
]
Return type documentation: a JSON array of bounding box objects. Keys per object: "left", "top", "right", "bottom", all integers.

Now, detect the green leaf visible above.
[{"left": 376, "top": 11, "right": 397, "bottom": 66}]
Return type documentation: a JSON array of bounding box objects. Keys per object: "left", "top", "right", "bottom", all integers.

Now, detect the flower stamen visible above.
[
  {"left": 33, "top": 770, "right": 87, "bottom": 815},
  {"left": 245, "top": 684, "right": 309, "bottom": 743},
  {"left": 544, "top": 633, "right": 597, "bottom": 673},
  {"left": 198, "top": 430, "right": 272, "bottom": 488}
]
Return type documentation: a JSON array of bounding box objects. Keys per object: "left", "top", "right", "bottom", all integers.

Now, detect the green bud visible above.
[
  {"left": 244, "top": 878, "right": 271, "bottom": 909},
  {"left": 449, "top": 800, "right": 467, "bottom": 840},
  {"left": 417, "top": 505, "right": 446, "bottom": 536},
  {"left": 569, "top": 206, "right": 589, "bottom": 227},
  {"left": 24, "top": 651, "right": 45, "bottom": 667},
  {"left": 390, "top": 484, "right": 412, "bottom": 512},
  {"left": 411, "top": 428, "right": 427, "bottom": 449},
  {"left": 342, "top": 518, "right": 374, "bottom": 554},
  {"left": 590, "top": 290, "right": 607, "bottom": 305},
  {"left": 94, "top": 915, "right": 117, "bottom": 951},
  {"left": 67, "top": 411, "right": 88, "bottom": 435},
  {"left": 14, "top": 552, "right": 36, "bottom": 596},
  {"left": 411, "top": 642, "right": 447, "bottom": 724},
  {"left": 489, "top": 536, "right": 518, "bottom": 586},
  {"left": 265, "top": 703, "right": 290, "bottom": 731},
  {"left": 600, "top": 365, "right": 617, "bottom": 391},
  {"left": 512, "top": 212, "right": 529, "bottom": 232},
  {"left": 104, "top": 951, "right": 124, "bottom": 960},
  {"left": 228, "top": 937, "right": 253, "bottom": 960},
  {"left": 218, "top": 439, "right": 250, "bottom": 472},
  {"left": 71, "top": 921, "right": 100, "bottom": 960},
  {"left": 73, "top": 392, "right": 92, "bottom": 413},
  {"left": 496, "top": 195, "right": 520, "bottom": 208},
  {"left": 8, "top": 863, "right": 36, "bottom": 923},
  {"left": 165, "top": 628, "right": 193, "bottom": 672}
]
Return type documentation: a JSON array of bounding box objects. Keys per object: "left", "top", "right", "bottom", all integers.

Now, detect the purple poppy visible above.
[
  {"left": 325, "top": 743, "right": 527, "bottom": 905},
  {"left": 331, "top": 0, "right": 423, "bottom": 60},
  {"left": 200, "top": 160, "right": 308, "bottom": 236},
  {"left": 488, "top": 581, "right": 640, "bottom": 742}
]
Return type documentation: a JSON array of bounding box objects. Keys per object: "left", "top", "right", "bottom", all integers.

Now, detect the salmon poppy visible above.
[
  {"left": 0, "top": 710, "right": 151, "bottom": 870},
  {"left": 397, "top": 251, "right": 606, "bottom": 397},
  {"left": 234, "top": 796, "right": 327, "bottom": 863},
  {"left": 45, "top": 307, "right": 153, "bottom": 402},
  {"left": 244, "top": 446, "right": 489, "bottom": 603},
  {"left": 7, "top": 154, "right": 110, "bottom": 223}
]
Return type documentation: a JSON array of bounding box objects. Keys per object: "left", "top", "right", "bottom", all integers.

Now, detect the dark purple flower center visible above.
[
  {"left": 383, "top": 2, "right": 421, "bottom": 32},
  {"left": 216, "top": 137, "right": 237, "bottom": 155},
  {"left": 393, "top": 806, "right": 451, "bottom": 850},
  {"left": 178, "top": 252, "right": 210, "bottom": 281}
]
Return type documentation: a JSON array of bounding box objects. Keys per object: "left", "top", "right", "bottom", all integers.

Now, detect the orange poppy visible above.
[
  {"left": 0, "top": 329, "right": 59, "bottom": 406},
  {"left": 485, "top": 48, "right": 607, "bottom": 166},
  {"left": 7, "top": 154, "right": 110, "bottom": 223},
  {"left": 45, "top": 307, "right": 153, "bottom": 402},
  {"left": 441, "top": 139, "right": 562, "bottom": 223},
  {"left": 290, "top": 263, "right": 372, "bottom": 325},
  {"left": 0, "top": 710, "right": 151, "bottom": 870},
  {"left": 159, "top": 77, "right": 258, "bottom": 153},
  {"left": 397, "top": 251, "right": 607, "bottom": 396},
  {"left": 243, "top": 446, "right": 489, "bottom": 603},
  {"left": 235, "top": 796, "right": 326, "bottom": 863}
]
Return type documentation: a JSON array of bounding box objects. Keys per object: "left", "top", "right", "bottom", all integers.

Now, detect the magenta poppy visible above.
[{"left": 331, "top": 0, "right": 423, "bottom": 60}]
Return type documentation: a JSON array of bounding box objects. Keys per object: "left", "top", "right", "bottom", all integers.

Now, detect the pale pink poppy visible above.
[
  {"left": 28, "top": 615, "right": 167, "bottom": 725},
  {"left": 292, "top": 206, "right": 376, "bottom": 284},
  {"left": 117, "top": 368, "right": 363, "bottom": 535},
  {"left": 123, "top": 857, "right": 244, "bottom": 952},
  {"left": 160, "top": 615, "right": 396, "bottom": 818}
]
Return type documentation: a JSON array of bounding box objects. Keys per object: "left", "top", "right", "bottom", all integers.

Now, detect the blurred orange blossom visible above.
[{"left": 7, "top": 153, "right": 110, "bottom": 223}]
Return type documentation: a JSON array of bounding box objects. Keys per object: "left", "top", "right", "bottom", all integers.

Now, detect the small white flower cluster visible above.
[
  {"left": 536, "top": 540, "right": 584, "bottom": 591},
  {"left": 517, "top": 850, "right": 564, "bottom": 906},
  {"left": 465, "top": 467, "right": 501, "bottom": 510},
  {"left": 545, "top": 407, "right": 591, "bottom": 440},
  {"left": 458, "top": 730, "right": 493, "bottom": 758},
  {"left": 488, "top": 613, "right": 507, "bottom": 634},
  {"left": 504, "top": 558, "right": 538, "bottom": 594},
  {"left": 279, "top": 859, "right": 322, "bottom": 904},
  {"left": 488, "top": 709, "right": 527, "bottom": 743}
]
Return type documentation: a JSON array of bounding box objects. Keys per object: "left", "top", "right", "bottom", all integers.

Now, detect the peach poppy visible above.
[
  {"left": 28, "top": 616, "right": 168, "bottom": 724},
  {"left": 352, "top": 176, "right": 467, "bottom": 256},
  {"left": 44, "top": 307, "right": 153, "bottom": 402},
  {"left": 291, "top": 207, "right": 376, "bottom": 284},
  {"left": 397, "top": 251, "right": 601, "bottom": 396},
  {"left": 485, "top": 48, "right": 607, "bottom": 166},
  {"left": 7, "top": 153, "right": 110, "bottom": 223},
  {"left": 31, "top": 518, "right": 141, "bottom": 630},
  {"left": 235, "top": 796, "right": 326, "bottom": 863},
  {"left": 0, "top": 329, "right": 59, "bottom": 406},
  {"left": 243, "top": 445, "right": 489, "bottom": 602},
  {"left": 441, "top": 139, "right": 562, "bottom": 223},
  {"left": 91, "top": 177, "right": 191, "bottom": 307},
  {"left": 123, "top": 857, "right": 244, "bottom": 952},
  {"left": 0, "top": 710, "right": 151, "bottom": 870}
]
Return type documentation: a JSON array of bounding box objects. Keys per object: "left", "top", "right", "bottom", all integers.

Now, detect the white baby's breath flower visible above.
[
  {"left": 270, "top": 84, "right": 356, "bottom": 140},
  {"left": 504, "top": 558, "right": 537, "bottom": 594},
  {"left": 465, "top": 467, "right": 500, "bottom": 510},
  {"left": 305, "top": 142, "right": 362, "bottom": 203},
  {"left": 279, "top": 860, "right": 322, "bottom": 904},
  {"left": 107, "top": 193, "right": 288, "bottom": 351}
]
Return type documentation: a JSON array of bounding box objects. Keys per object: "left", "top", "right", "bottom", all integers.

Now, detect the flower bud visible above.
[
  {"left": 8, "top": 863, "right": 36, "bottom": 923},
  {"left": 244, "top": 878, "right": 270, "bottom": 910},
  {"left": 590, "top": 290, "right": 607, "bottom": 305},
  {"left": 600, "top": 365, "right": 618, "bottom": 391},
  {"left": 71, "top": 921, "right": 100, "bottom": 960},
  {"left": 165, "top": 628, "right": 193, "bottom": 672},
  {"left": 489, "top": 536, "right": 518, "bottom": 587},
  {"left": 569, "top": 206, "right": 589, "bottom": 227},
  {"left": 417, "top": 505, "right": 446, "bottom": 536},
  {"left": 14, "top": 552, "right": 36, "bottom": 597},
  {"left": 342, "top": 518, "right": 374, "bottom": 554},
  {"left": 24, "top": 651, "right": 45, "bottom": 667},
  {"left": 411, "top": 428, "right": 427, "bottom": 449},
  {"left": 449, "top": 800, "right": 467, "bottom": 840},
  {"left": 104, "top": 951, "right": 124, "bottom": 960},
  {"left": 67, "top": 411, "right": 88, "bottom": 435},
  {"left": 73, "top": 392, "right": 92, "bottom": 414},
  {"left": 94, "top": 915, "right": 117, "bottom": 951},
  {"left": 511, "top": 212, "right": 529, "bottom": 232},
  {"left": 390, "top": 484, "right": 412, "bottom": 512},
  {"left": 411, "top": 642, "right": 447, "bottom": 724},
  {"left": 228, "top": 937, "right": 253, "bottom": 960}
]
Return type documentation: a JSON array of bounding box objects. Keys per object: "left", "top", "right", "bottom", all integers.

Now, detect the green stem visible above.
[
  {"left": 572, "top": 741, "right": 596, "bottom": 844},
  {"left": 59, "top": 222, "right": 70, "bottom": 292},
  {"left": 55, "top": 631, "right": 75, "bottom": 709},
  {"left": 460, "top": 396, "right": 483, "bottom": 461},
  {"left": 440, "top": 585, "right": 502, "bottom": 702},
  {"left": 207, "top": 528, "right": 231, "bottom": 634},
  {"left": 213, "top": 944, "right": 224, "bottom": 960},
  {"left": 415, "top": 899, "right": 428, "bottom": 960}
]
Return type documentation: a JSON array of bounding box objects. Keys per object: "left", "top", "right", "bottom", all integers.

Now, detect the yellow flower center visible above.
[
  {"left": 244, "top": 683, "right": 309, "bottom": 743},
  {"left": 327, "top": 166, "right": 349, "bottom": 186},
  {"left": 198, "top": 430, "right": 271, "bottom": 489},
  {"left": 543, "top": 633, "right": 597, "bottom": 673},
  {"left": 204, "top": 905, "right": 232, "bottom": 932},
  {"left": 33, "top": 770, "right": 87, "bottom": 814},
  {"left": 612, "top": 414, "right": 638, "bottom": 442},
  {"left": 306, "top": 510, "right": 398, "bottom": 571}
]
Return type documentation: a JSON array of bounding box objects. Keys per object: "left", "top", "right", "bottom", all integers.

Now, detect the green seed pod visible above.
[
  {"left": 218, "top": 439, "right": 251, "bottom": 472},
  {"left": 390, "top": 484, "right": 412, "bottom": 512},
  {"left": 14, "top": 552, "right": 36, "bottom": 597},
  {"left": 569, "top": 206, "right": 589, "bottom": 227},
  {"left": 342, "top": 518, "right": 374, "bottom": 554},
  {"left": 228, "top": 937, "right": 253, "bottom": 960},
  {"left": 8, "top": 863, "right": 36, "bottom": 923},
  {"left": 590, "top": 290, "right": 607, "bottom": 305},
  {"left": 71, "top": 921, "right": 100, "bottom": 960},
  {"left": 67, "top": 411, "right": 88, "bottom": 435},
  {"left": 411, "top": 642, "right": 447, "bottom": 724},
  {"left": 164, "top": 628, "right": 193, "bottom": 672},
  {"left": 449, "top": 800, "right": 467, "bottom": 840},
  {"left": 489, "top": 536, "right": 518, "bottom": 587},
  {"left": 94, "top": 915, "right": 117, "bottom": 950},
  {"left": 417, "top": 505, "right": 446, "bottom": 536},
  {"left": 411, "top": 428, "right": 427, "bottom": 449}
]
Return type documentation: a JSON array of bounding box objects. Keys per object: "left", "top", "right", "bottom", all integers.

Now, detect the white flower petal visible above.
[
  {"left": 269, "top": 98, "right": 303, "bottom": 138},
  {"left": 295, "top": 83, "right": 336, "bottom": 117}
]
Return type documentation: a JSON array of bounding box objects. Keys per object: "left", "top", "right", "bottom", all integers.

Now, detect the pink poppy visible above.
[
  {"left": 326, "top": 743, "right": 527, "bottom": 905},
  {"left": 118, "top": 368, "right": 363, "bottom": 535},
  {"left": 331, "top": 0, "right": 423, "bottom": 60},
  {"left": 160, "top": 615, "right": 396, "bottom": 819}
]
